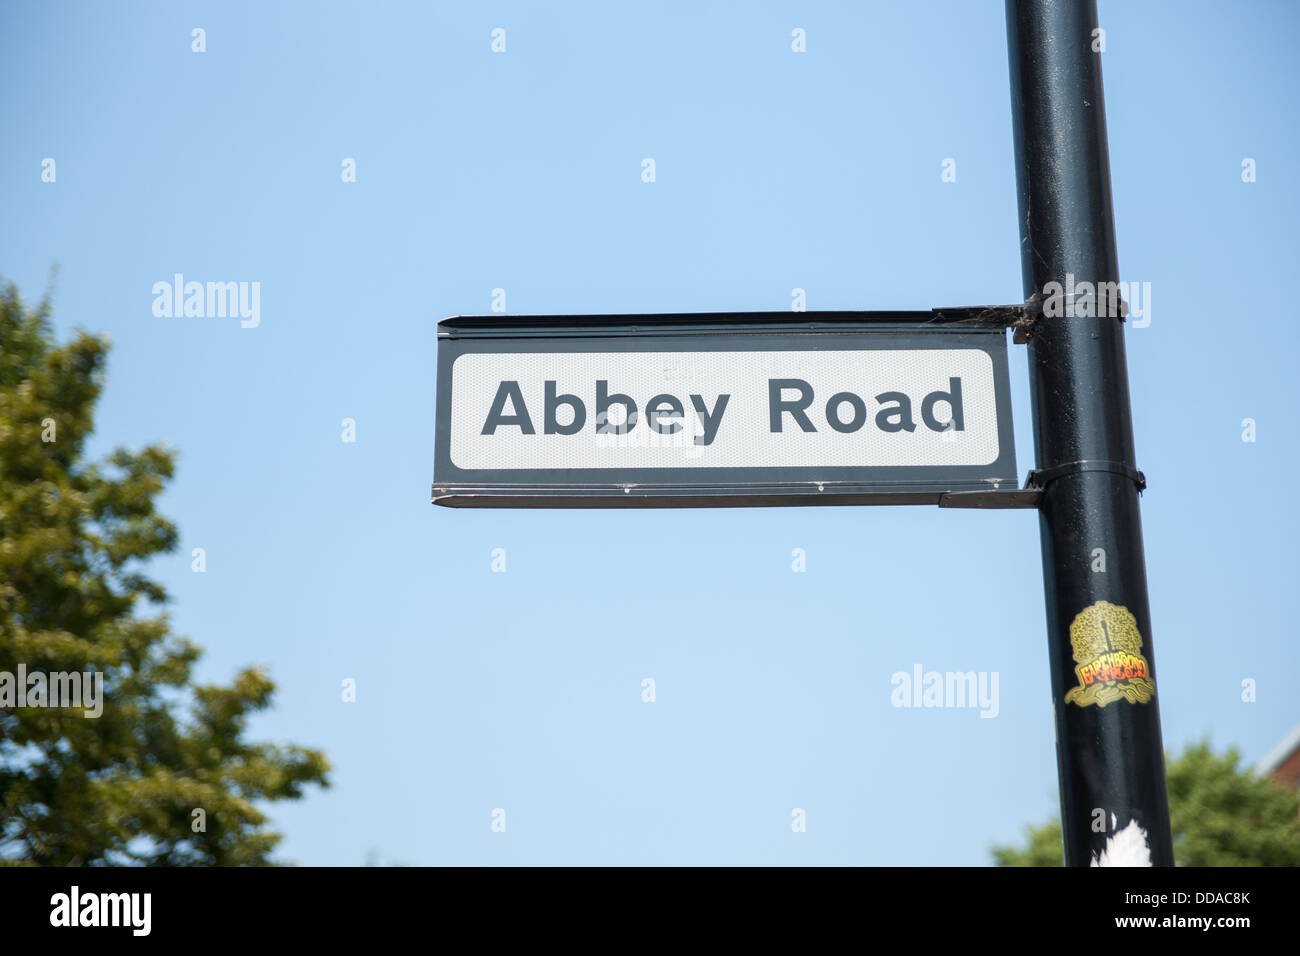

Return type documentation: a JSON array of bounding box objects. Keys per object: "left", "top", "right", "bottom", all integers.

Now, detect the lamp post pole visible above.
[{"left": 1006, "top": 0, "right": 1174, "bottom": 866}]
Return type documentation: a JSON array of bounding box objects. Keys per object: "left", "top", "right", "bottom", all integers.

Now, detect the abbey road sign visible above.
[{"left": 433, "top": 311, "right": 1019, "bottom": 508}]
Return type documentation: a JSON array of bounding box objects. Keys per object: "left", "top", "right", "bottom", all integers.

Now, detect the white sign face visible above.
[
  {"left": 433, "top": 316, "right": 1018, "bottom": 507},
  {"left": 449, "top": 349, "right": 1001, "bottom": 470}
]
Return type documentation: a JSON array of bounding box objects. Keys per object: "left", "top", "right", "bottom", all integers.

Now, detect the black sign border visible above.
[{"left": 433, "top": 313, "right": 1018, "bottom": 508}]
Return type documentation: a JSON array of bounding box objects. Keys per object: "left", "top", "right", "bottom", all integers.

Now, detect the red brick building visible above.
[{"left": 1256, "top": 725, "right": 1300, "bottom": 790}]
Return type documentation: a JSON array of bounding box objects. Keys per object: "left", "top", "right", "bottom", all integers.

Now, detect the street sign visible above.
[{"left": 433, "top": 311, "right": 1021, "bottom": 508}]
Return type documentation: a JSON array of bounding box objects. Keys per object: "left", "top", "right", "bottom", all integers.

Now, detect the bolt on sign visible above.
[{"left": 433, "top": 311, "right": 1022, "bottom": 508}]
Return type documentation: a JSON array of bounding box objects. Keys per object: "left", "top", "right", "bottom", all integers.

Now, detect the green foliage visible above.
[
  {"left": 0, "top": 280, "right": 328, "bottom": 865},
  {"left": 992, "top": 740, "right": 1300, "bottom": 866},
  {"left": 991, "top": 818, "right": 1066, "bottom": 867},
  {"left": 1167, "top": 740, "right": 1300, "bottom": 866}
]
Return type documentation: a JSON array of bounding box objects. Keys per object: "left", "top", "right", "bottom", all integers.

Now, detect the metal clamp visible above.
[
  {"left": 1025, "top": 459, "right": 1147, "bottom": 494},
  {"left": 1014, "top": 290, "right": 1130, "bottom": 344}
]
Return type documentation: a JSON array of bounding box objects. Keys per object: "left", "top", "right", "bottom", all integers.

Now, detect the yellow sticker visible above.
[{"left": 1063, "top": 601, "right": 1155, "bottom": 707}]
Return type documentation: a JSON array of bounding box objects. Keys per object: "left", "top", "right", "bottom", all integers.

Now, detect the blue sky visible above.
[{"left": 2, "top": 0, "right": 1297, "bottom": 865}]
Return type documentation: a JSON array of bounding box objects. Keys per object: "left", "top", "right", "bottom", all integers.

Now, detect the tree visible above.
[
  {"left": 0, "top": 280, "right": 328, "bottom": 865},
  {"left": 992, "top": 740, "right": 1300, "bottom": 866}
]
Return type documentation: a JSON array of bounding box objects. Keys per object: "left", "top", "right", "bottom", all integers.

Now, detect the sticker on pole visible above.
[
  {"left": 1063, "top": 601, "right": 1155, "bottom": 707},
  {"left": 432, "top": 312, "right": 1019, "bottom": 508}
]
